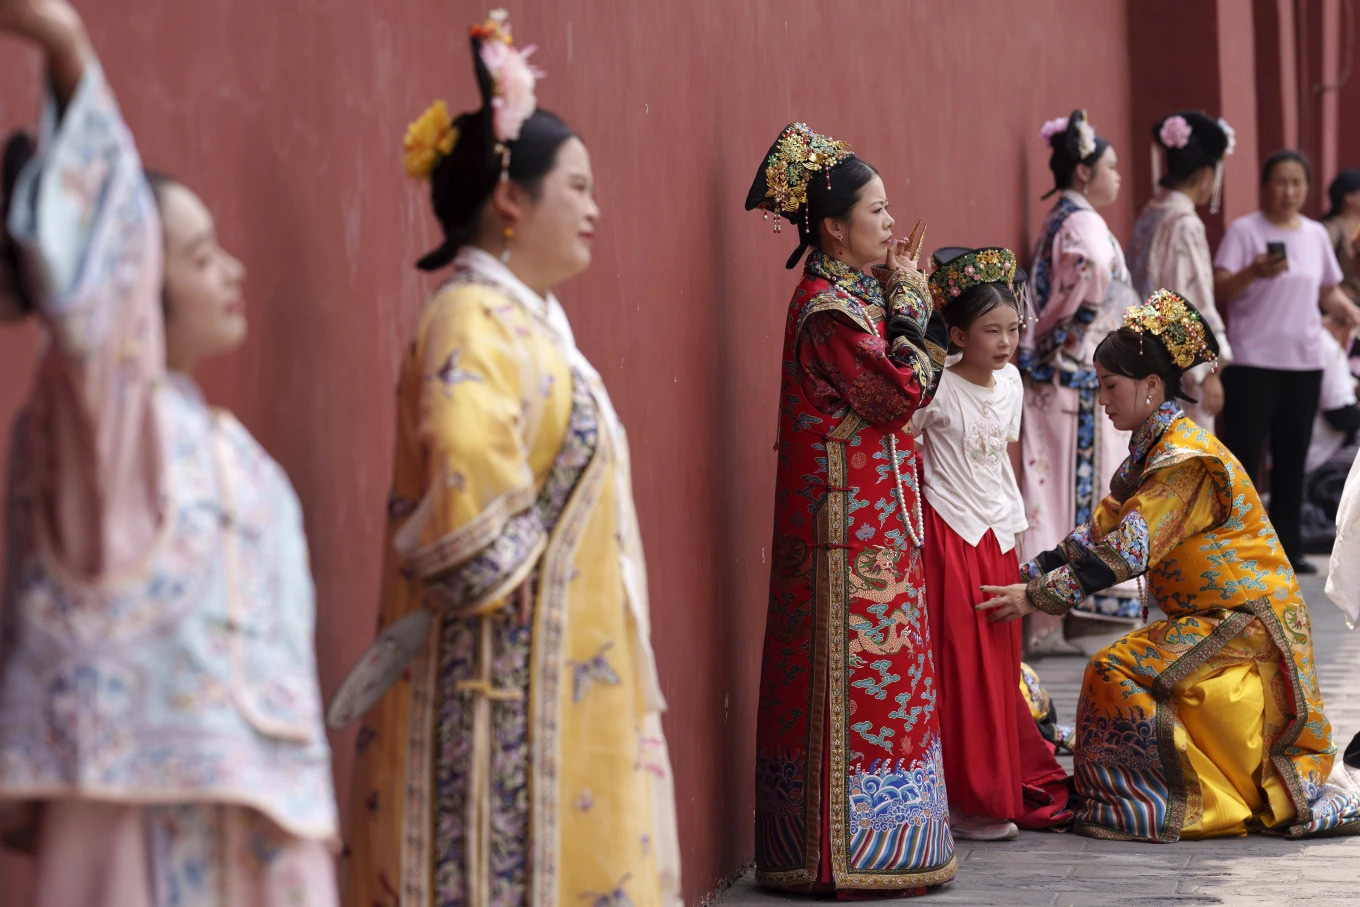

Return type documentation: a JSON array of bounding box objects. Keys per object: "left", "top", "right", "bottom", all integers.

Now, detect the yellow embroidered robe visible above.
[
  {"left": 342, "top": 264, "right": 680, "bottom": 905},
  {"left": 1024, "top": 405, "right": 1360, "bottom": 841}
]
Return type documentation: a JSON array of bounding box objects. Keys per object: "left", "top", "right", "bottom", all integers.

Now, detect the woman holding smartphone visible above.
[{"left": 1213, "top": 150, "right": 1360, "bottom": 573}]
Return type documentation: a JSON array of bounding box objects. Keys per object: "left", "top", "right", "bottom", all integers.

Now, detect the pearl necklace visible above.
[{"left": 888, "top": 434, "right": 925, "bottom": 549}]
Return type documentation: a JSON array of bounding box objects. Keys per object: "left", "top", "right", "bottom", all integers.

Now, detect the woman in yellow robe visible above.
[
  {"left": 982, "top": 289, "right": 1360, "bottom": 842},
  {"left": 338, "top": 12, "right": 681, "bottom": 905}
]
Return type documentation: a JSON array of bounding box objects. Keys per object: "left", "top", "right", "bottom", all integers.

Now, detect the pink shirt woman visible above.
[{"left": 1213, "top": 150, "right": 1360, "bottom": 572}]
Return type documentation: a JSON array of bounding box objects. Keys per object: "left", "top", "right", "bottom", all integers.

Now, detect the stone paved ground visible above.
[{"left": 718, "top": 554, "right": 1360, "bottom": 906}]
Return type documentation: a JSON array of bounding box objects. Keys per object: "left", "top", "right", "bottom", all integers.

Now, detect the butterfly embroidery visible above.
[
  {"left": 386, "top": 495, "right": 417, "bottom": 520},
  {"left": 579, "top": 875, "right": 633, "bottom": 907},
  {"left": 568, "top": 642, "right": 621, "bottom": 703},
  {"left": 430, "top": 349, "right": 483, "bottom": 396}
]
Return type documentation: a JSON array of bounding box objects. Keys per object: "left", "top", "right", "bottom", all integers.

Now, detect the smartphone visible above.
[{"left": 1267, "top": 240, "right": 1288, "bottom": 262}]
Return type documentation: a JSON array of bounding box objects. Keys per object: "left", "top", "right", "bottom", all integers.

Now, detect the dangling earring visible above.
[
  {"left": 1145, "top": 393, "right": 1153, "bottom": 406},
  {"left": 500, "top": 225, "right": 514, "bottom": 265}
]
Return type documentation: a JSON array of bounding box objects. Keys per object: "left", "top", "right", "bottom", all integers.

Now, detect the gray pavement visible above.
[{"left": 718, "top": 554, "right": 1360, "bottom": 906}]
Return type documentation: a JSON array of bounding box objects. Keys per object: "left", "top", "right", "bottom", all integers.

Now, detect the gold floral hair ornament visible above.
[
  {"left": 927, "top": 247, "right": 1018, "bottom": 309},
  {"left": 1122, "top": 288, "right": 1220, "bottom": 371},
  {"left": 403, "top": 100, "right": 460, "bottom": 180},
  {"left": 751, "top": 123, "right": 854, "bottom": 233}
]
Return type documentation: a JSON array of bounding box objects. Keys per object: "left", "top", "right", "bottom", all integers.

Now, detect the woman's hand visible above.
[
  {"left": 885, "top": 218, "right": 927, "bottom": 273},
  {"left": 0, "top": 0, "right": 87, "bottom": 100},
  {"left": 1322, "top": 285, "right": 1360, "bottom": 330},
  {"left": 1249, "top": 250, "right": 1288, "bottom": 280},
  {"left": 1198, "top": 371, "right": 1225, "bottom": 418},
  {"left": 977, "top": 583, "right": 1038, "bottom": 623}
]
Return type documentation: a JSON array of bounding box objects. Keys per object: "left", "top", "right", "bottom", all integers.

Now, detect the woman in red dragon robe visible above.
[{"left": 744, "top": 123, "right": 953, "bottom": 898}]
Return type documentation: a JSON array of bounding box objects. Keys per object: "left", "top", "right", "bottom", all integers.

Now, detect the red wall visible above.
[
  {"left": 1124, "top": 0, "right": 1263, "bottom": 249},
  {"left": 0, "top": 2, "right": 1135, "bottom": 902}
]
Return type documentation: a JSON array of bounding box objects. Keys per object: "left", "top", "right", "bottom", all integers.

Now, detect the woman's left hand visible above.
[
  {"left": 885, "top": 218, "right": 927, "bottom": 273},
  {"left": 977, "top": 583, "right": 1038, "bottom": 623},
  {"left": 1322, "top": 285, "right": 1360, "bottom": 330}
]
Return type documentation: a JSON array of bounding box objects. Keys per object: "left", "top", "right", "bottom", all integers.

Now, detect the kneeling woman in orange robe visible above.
[{"left": 981, "top": 289, "right": 1360, "bottom": 841}]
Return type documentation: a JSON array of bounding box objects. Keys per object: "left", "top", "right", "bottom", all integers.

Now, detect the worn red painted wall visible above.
[
  {"left": 1334, "top": 2, "right": 1360, "bottom": 172},
  {"left": 0, "top": 2, "right": 1135, "bottom": 901},
  {"left": 1218, "top": 0, "right": 1264, "bottom": 229}
]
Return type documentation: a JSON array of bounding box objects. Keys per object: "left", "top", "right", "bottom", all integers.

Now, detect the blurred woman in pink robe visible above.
[
  {"left": 1017, "top": 110, "right": 1141, "bottom": 643},
  {"left": 0, "top": 2, "right": 338, "bottom": 904}
]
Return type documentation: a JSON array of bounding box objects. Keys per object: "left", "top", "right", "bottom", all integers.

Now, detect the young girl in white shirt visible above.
[{"left": 916, "top": 248, "right": 1071, "bottom": 840}]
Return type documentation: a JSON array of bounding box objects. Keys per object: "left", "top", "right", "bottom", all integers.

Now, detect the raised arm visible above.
[
  {"left": 0, "top": 1, "right": 89, "bottom": 103},
  {"left": 3, "top": 0, "right": 165, "bottom": 577},
  {"left": 796, "top": 308, "right": 939, "bottom": 432}
]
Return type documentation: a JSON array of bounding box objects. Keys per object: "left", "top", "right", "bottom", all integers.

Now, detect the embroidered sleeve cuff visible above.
[
  {"left": 8, "top": 65, "right": 151, "bottom": 356},
  {"left": 423, "top": 508, "right": 548, "bottom": 614},
  {"left": 1057, "top": 520, "right": 1096, "bottom": 563},
  {"left": 872, "top": 265, "right": 931, "bottom": 326},
  {"left": 888, "top": 335, "right": 944, "bottom": 402},
  {"left": 1028, "top": 547, "right": 1070, "bottom": 579},
  {"left": 1027, "top": 567, "right": 1082, "bottom": 616}
]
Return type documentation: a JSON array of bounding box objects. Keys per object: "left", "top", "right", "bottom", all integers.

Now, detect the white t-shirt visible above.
[{"left": 912, "top": 363, "right": 1028, "bottom": 553}]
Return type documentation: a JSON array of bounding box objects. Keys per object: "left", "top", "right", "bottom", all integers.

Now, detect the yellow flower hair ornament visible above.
[{"left": 403, "top": 100, "right": 460, "bottom": 180}]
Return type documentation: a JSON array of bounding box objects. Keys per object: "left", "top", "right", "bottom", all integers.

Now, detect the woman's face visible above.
[
  {"left": 1081, "top": 147, "right": 1122, "bottom": 208},
  {"left": 509, "top": 136, "right": 600, "bottom": 289},
  {"left": 1096, "top": 361, "right": 1158, "bottom": 432},
  {"left": 159, "top": 182, "right": 247, "bottom": 370},
  {"left": 827, "top": 174, "right": 895, "bottom": 269},
  {"left": 1265, "top": 160, "right": 1309, "bottom": 217}
]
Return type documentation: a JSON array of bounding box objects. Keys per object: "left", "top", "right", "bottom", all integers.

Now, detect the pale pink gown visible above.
[
  {"left": 1017, "top": 191, "right": 1141, "bottom": 641},
  {"left": 0, "top": 63, "right": 337, "bottom": 907}
]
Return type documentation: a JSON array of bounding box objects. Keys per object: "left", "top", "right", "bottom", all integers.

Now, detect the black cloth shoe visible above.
[
  {"left": 1345, "top": 731, "right": 1360, "bottom": 770},
  {"left": 1294, "top": 559, "right": 1319, "bottom": 575}
]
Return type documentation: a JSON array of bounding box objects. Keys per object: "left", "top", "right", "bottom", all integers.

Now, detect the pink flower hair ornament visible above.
[
  {"left": 1159, "top": 115, "right": 1192, "bottom": 149},
  {"left": 1039, "top": 116, "right": 1069, "bottom": 143},
  {"left": 472, "top": 9, "right": 545, "bottom": 146}
]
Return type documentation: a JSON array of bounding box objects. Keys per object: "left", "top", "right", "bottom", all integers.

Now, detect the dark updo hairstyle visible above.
[
  {"left": 1326, "top": 168, "right": 1360, "bottom": 220},
  {"left": 1153, "top": 111, "right": 1229, "bottom": 189},
  {"left": 2, "top": 131, "right": 37, "bottom": 314},
  {"left": 1094, "top": 327, "right": 1191, "bottom": 403},
  {"left": 1261, "top": 149, "right": 1311, "bottom": 186},
  {"left": 3, "top": 128, "right": 182, "bottom": 315},
  {"left": 783, "top": 157, "right": 880, "bottom": 269},
  {"left": 417, "top": 107, "right": 576, "bottom": 271},
  {"left": 942, "top": 282, "right": 1021, "bottom": 354},
  {"left": 1043, "top": 110, "right": 1110, "bottom": 199}
]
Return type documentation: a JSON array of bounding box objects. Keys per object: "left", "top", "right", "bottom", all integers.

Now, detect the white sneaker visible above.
[{"left": 950, "top": 811, "right": 1020, "bottom": 841}]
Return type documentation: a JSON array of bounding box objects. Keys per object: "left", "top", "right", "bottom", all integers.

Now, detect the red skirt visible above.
[{"left": 922, "top": 501, "right": 1070, "bottom": 828}]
